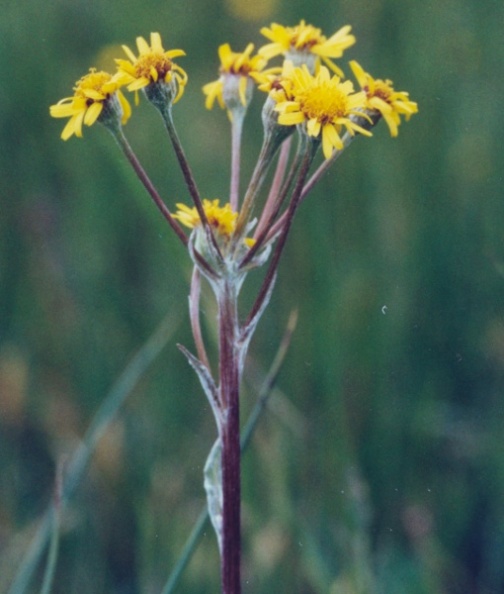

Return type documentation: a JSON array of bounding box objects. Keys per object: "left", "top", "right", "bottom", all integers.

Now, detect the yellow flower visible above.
[
  {"left": 115, "top": 32, "right": 187, "bottom": 104},
  {"left": 349, "top": 60, "right": 418, "bottom": 137},
  {"left": 49, "top": 68, "right": 131, "bottom": 140},
  {"left": 173, "top": 200, "right": 255, "bottom": 247},
  {"left": 254, "top": 61, "right": 294, "bottom": 102},
  {"left": 174, "top": 199, "right": 238, "bottom": 237},
  {"left": 274, "top": 65, "right": 372, "bottom": 159},
  {"left": 203, "top": 43, "right": 267, "bottom": 111},
  {"left": 259, "top": 20, "right": 355, "bottom": 75}
]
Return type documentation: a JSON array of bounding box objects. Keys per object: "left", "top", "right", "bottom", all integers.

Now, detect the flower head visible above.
[
  {"left": 203, "top": 43, "right": 267, "bottom": 112},
  {"left": 174, "top": 200, "right": 255, "bottom": 251},
  {"left": 50, "top": 68, "right": 131, "bottom": 140},
  {"left": 174, "top": 199, "right": 238, "bottom": 237},
  {"left": 273, "top": 65, "right": 372, "bottom": 159},
  {"left": 259, "top": 20, "right": 355, "bottom": 75},
  {"left": 349, "top": 60, "right": 418, "bottom": 137},
  {"left": 253, "top": 61, "right": 299, "bottom": 138},
  {"left": 254, "top": 61, "right": 295, "bottom": 103},
  {"left": 115, "top": 32, "right": 187, "bottom": 105}
]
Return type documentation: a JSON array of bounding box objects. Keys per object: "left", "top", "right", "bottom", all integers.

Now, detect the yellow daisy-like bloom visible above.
[
  {"left": 174, "top": 199, "right": 238, "bottom": 237},
  {"left": 49, "top": 68, "right": 131, "bottom": 140},
  {"left": 349, "top": 60, "right": 418, "bottom": 137},
  {"left": 203, "top": 43, "right": 267, "bottom": 110},
  {"left": 259, "top": 20, "right": 355, "bottom": 75},
  {"left": 115, "top": 32, "right": 187, "bottom": 103},
  {"left": 254, "top": 61, "right": 294, "bottom": 102},
  {"left": 274, "top": 65, "right": 372, "bottom": 159},
  {"left": 174, "top": 200, "right": 256, "bottom": 248}
]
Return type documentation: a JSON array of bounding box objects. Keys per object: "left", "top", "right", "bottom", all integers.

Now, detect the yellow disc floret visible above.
[{"left": 274, "top": 65, "right": 372, "bottom": 159}]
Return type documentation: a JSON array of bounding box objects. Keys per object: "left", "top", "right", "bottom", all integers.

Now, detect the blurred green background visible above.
[{"left": 1, "top": 0, "right": 504, "bottom": 592}]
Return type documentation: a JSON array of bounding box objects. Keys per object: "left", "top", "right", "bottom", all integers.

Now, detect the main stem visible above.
[{"left": 218, "top": 279, "right": 241, "bottom": 594}]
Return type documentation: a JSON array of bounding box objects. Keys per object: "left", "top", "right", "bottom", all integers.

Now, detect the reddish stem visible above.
[
  {"left": 162, "top": 107, "right": 224, "bottom": 263},
  {"left": 218, "top": 279, "right": 241, "bottom": 594},
  {"left": 114, "top": 127, "right": 188, "bottom": 246},
  {"left": 246, "top": 148, "right": 314, "bottom": 326}
]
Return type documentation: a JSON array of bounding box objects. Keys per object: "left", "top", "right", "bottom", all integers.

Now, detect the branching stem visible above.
[
  {"left": 246, "top": 144, "right": 316, "bottom": 326},
  {"left": 111, "top": 125, "right": 188, "bottom": 246}
]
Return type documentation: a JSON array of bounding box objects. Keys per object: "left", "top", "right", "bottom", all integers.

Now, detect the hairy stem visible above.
[
  {"left": 230, "top": 110, "right": 245, "bottom": 212},
  {"left": 254, "top": 137, "right": 292, "bottom": 240},
  {"left": 246, "top": 145, "right": 315, "bottom": 326},
  {"left": 234, "top": 131, "right": 279, "bottom": 240},
  {"left": 240, "top": 134, "right": 307, "bottom": 269}
]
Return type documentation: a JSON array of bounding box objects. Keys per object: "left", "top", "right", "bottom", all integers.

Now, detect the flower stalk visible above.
[
  {"left": 160, "top": 105, "right": 226, "bottom": 266},
  {"left": 246, "top": 139, "right": 316, "bottom": 326},
  {"left": 107, "top": 122, "right": 188, "bottom": 246},
  {"left": 254, "top": 136, "right": 292, "bottom": 240},
  {"left": 230, "top": 107, "right": 245, "bottom": 212},
  {"left": 233, "top": 125, "right": 287, "bottom": 241},
  {"left": 242, "top": 133, "right": 307, "bottom": 267}
]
